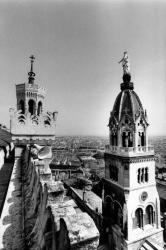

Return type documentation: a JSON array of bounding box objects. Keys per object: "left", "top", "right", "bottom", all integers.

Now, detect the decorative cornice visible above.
[
  {"left": 10, "top": 109, "right": 58, "bottom": 136},
  {"left": 127, "top": 157, "right": 156, "bottom": 164},
  {"left": 105, "top": 152, "right": 155, "bottom": 164}
]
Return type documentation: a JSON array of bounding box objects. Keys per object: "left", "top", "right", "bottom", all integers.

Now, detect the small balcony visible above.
[{"left": 105, "top": 145, "right": 154, "bottom": 157}]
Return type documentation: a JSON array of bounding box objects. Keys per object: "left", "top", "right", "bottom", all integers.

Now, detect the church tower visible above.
[
  {"left": 10, "top": 56, "right": 58, "bottom": 146},
  {"left": 103, "top": 52, "right": 163, "bottom": 250},
  {"left": 16, "top": 55, "right": 45, "bottom": 116}
]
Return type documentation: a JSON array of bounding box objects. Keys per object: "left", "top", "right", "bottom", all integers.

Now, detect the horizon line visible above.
[{"left": 55, "top": 134, "right": 166, "bottom": 137}]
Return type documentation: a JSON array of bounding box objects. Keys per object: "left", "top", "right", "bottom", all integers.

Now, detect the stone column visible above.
[
  {"left": 118, "top": 129, "right": 121, "bottom": 147},
  {"left": 133, "top": 123, "right": 137, "bottom": 146}
]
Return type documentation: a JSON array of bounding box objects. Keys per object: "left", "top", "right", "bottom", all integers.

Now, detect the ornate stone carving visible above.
[{"left": 10, "top": 109, "right": 58, "bottom": 144}]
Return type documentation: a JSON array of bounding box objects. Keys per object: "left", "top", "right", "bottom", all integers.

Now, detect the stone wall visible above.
[
  {"left": 0, "top": 157, "right": 24, "bottom": 249},
  {"left": 20, "top": 148, "right": 56, "bottom": 250},
  {"left": 21, "top": 147, "right": 99, "bottom": 250},
  {"left": 68, "top": 186, "right": 104, "bottom": 243}
]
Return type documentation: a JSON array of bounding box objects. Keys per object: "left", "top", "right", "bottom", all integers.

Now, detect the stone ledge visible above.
[{"left": 0, "top": 158, "right": 24, "bottom": 249}]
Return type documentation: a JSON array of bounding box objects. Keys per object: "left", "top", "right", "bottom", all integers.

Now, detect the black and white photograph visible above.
[{"left": 0, "top": 0, "right": 166, "bottom": 249}]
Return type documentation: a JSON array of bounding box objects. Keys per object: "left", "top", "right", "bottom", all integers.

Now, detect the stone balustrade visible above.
[{"left": 105, "top": 145, "right": 154, "bottom": 156}]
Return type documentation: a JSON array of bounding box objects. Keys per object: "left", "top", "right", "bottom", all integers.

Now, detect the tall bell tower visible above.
[
  {"left": 16, "top": 55, "right": 45, "bottom": 116},
  {"left": 103, "top": 52, "right": 163, "bottom": 250},
  {"left": 10, "top": 56, "right": 58, "bottom": 146}
]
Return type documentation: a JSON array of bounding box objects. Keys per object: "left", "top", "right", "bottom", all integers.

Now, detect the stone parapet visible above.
[{"left": 0, "top": 158, "right": 24, "bottom": 249}]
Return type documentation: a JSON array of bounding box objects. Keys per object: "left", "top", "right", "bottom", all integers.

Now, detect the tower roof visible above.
[
  {"left": 112, "top": 52, "right": 145, "bottom": 122},
  {"left": 112, "top": 83, "right": 144, "bottom": 122}
]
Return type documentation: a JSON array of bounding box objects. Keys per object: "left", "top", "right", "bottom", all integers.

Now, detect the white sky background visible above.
[{"left": 0, "top": 0, "right": 166, "bottom": 136}]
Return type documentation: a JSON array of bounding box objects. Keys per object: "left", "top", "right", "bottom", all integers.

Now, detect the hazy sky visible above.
[{"left": 0, "top": 0, "right": 166, "bottom": 136}]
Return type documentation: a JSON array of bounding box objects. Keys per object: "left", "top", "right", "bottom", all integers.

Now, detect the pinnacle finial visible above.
[
  {"left": 118, "top": 51, "right": 130, "bottom": 75},
  {"left": 28, "top": 55, "right": 35, "bottom": 84},
  {"left": 30, "top": 55, "right": 35, "bottom": 71}
]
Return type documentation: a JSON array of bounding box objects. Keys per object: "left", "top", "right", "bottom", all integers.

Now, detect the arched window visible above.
[
  {"left": 110, "top": 165, "right": 118, "bottom": 182},
  {"left": 141, "top": 168, "right": 144, "bottom": 182},
  {"left": 146, "top": 205, "right": 154, "bottom": 225},
  {"left": 112, "top": 133, "right": 117, "bottom": 146},
  {"left": 28, "top": 99, "right": 35, "bottom": 115},
  {"left": 137, "top": 169, "right": 141, "bottom": 183},
  {"left": 114, "top": 201, "right": 123, "bottom": 228},
  {"left": 37, "top": 101, "right": 42, "bottom": 115},
  {"left": 122, "top": 131, "right": 132, "bottom": 147},
  {"left": 19, "top": 100, "right": 25, "bottom": 114},
  {"left": 135, "top": 208, "right": 143, "bottom": 229},
  {"left": 138, "top": 132, "right": 141, "bottom": 146},
  {"left": 103, "top": 196, "right": 114, "bottom": 220},
  {"left": 122, "top": 132, "right": 126, "bottom": 147},
  {"left": 128, "top": 132, "right": 133, "bottom": 147},
  {"left": 141, "top": 132, "right": 145, "bottom": 146},
  {"left": 145, "top": 167, "right": 148, "bottom": 182},
  {"left": 137, "top": 168, "right": 149, "bottom": 183},
  {"left": 138, "top": 132, "right": 145, "bottom": 147}
]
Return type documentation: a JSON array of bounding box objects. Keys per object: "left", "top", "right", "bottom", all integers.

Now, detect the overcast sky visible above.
[{"left": 0, "top": 0, "right": 166, "bottom": 136}]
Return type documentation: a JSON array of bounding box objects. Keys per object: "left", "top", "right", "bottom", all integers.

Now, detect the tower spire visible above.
[{"left": 28, "top": 55, "right": 35, "bottom": 84}]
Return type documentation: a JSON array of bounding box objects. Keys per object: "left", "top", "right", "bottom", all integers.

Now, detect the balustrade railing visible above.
[{"left": 105, "top": 145, "right": 154, "bottom": 155}]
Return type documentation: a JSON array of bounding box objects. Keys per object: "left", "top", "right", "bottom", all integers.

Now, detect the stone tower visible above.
[
  {"left": 16, "top": 55, "right": 45, "bottom": 116},
  {"left": 103, "top": 53, "right": 163, "bottom": 250},
  {"left": 10, "top": 56, "right": 58, "bottom": 146}
]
